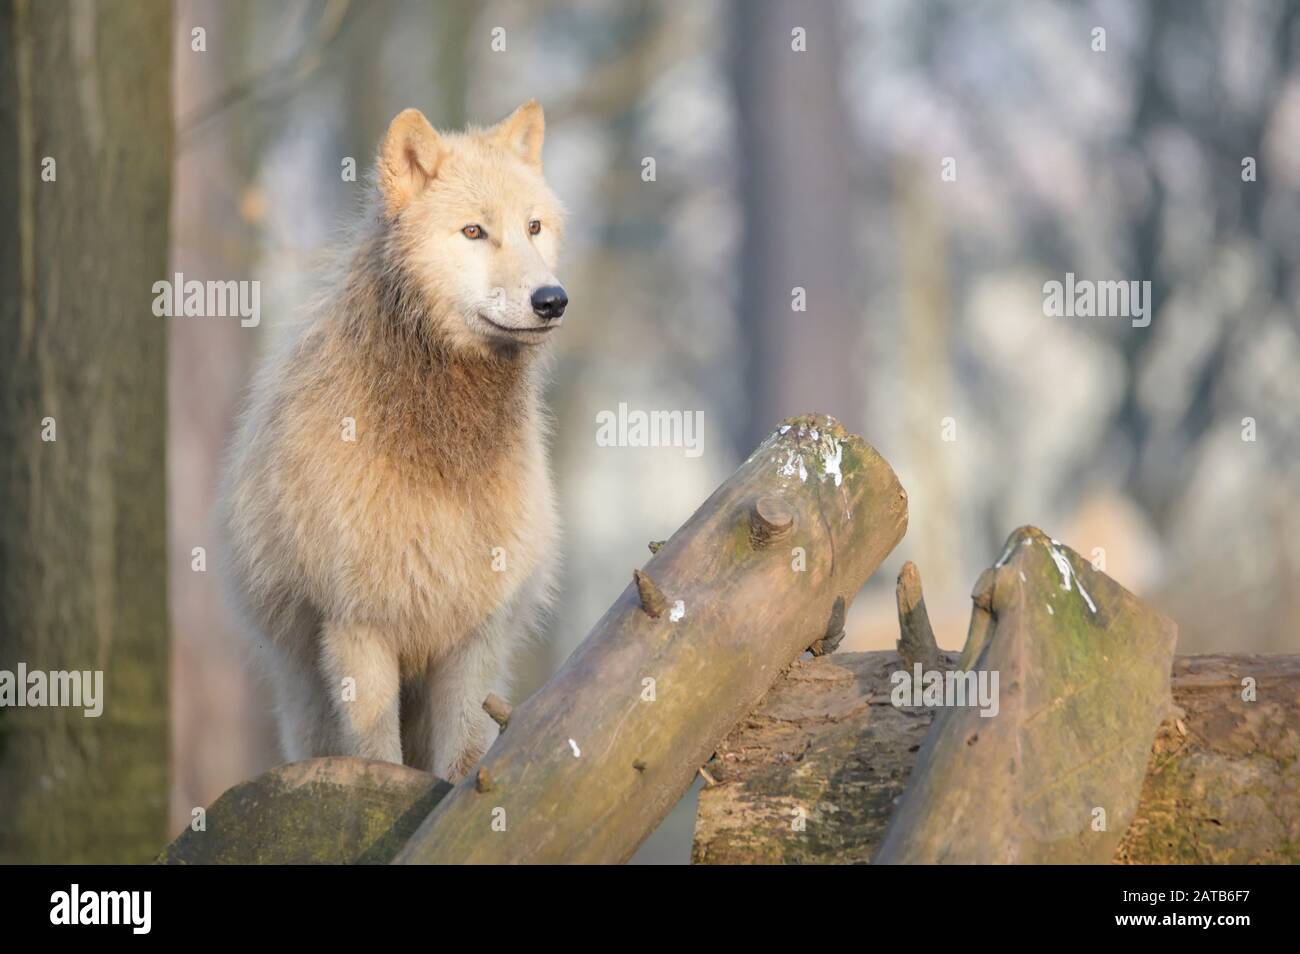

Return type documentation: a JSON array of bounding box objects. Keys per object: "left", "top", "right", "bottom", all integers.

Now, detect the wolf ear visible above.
[
  {"left": 488, "top": 100, "right": 545, "bottom": 172},
  {"left": 379, "top": 109, "right": 444, "bottom": 214}
]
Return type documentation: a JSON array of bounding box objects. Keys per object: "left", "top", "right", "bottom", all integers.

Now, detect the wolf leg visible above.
[
  {"left": 417, "top": 617, "right": 513, "bottom": 782},
  {"left": 414, "top": 565, "right": 552, "bottom": 780},
  {"left": 319, "top": 622, "right": 403, "bottom": 764},
  {"left": 266, "top": 641, "right": 338, "bottom": 762}
]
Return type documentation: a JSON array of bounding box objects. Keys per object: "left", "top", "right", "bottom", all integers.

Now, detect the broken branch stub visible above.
[
  {"left": 895, "top": 560, "right": 944, "bottom": 672},
  {"left": 750, "top": 494, "right": 794, "bottom": 548},
  {"left": 395, "top": 415, "right": 908, "bottom": 864},
  {"left": 633, "top": 568, "right": 669, "bottom": 618},
  {"left": 874, "top": 526, "right": 1178, "bottom": 864},
  {"left": 482, "top": 692, "right": 512, "bottom": 732}
]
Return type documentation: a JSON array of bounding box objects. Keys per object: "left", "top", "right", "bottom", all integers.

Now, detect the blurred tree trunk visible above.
[
  {"left": 168, "top": 0, "right": 277, "bottom": 836},
  {"left": 731, "top": 0, "right": 860, "bottom": 449},
  {"left": 431, "top": 0, "right": 474, "bottom": 129},
  {"left": 0, "top": 0, "right": 171, "bottom": 862},
  {"left": 895, "top": 158, "right": 958, "bottom": 597}
]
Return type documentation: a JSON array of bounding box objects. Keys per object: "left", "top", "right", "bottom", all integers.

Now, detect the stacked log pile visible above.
[{"left": 160, "top": 416, "right": 1299, "bottom": 865}]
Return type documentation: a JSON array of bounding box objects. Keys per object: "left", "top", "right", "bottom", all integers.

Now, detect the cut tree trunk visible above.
[
  {"left": 395, "top": 415, "right": 908, "bottom": 864},
  {"left": 164, "top": 514, "right": 1295, "bottom": 865},
  {"left": 159, "top": 758, "right": 450, "bottom": 865}
]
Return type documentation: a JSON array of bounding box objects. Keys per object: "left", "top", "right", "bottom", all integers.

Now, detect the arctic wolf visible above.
[{"left": 220, "top": 101, "right": 566, "bottom": 781}]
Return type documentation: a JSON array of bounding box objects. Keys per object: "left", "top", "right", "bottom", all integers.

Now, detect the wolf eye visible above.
[
  {"left": 462, "top": 224, "right": 485, "bottom": 240},
  {"left": 528, "top": 219, "right": 542, "bottom": 236}
]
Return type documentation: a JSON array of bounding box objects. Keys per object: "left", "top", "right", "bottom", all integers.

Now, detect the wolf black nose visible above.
[{"left": 530, "top": 285, "right": 568, "bottom": 320}]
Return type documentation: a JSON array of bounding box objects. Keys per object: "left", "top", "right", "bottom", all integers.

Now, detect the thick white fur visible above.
[{"left": 219, "top": 102, "right": 564, "bottom": 781}]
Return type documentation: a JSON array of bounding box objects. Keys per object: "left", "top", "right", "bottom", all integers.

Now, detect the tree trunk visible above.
[
  {"left": 731, "top": 0, "right": 860, "bottom": 450},
  {"left": 161, "top": 520, "right": 1294, "bottom": 865},
  {"left": 396, "top": 415, "right": 908, "bottom": 864},
  {"left": 168, "top": 0, "right": 277, "bottom": 838},
  {"left": 0, "top": 0, "right": 171, "bottom": 862}
]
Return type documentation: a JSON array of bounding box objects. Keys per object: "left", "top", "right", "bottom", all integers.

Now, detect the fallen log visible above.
[
  {"left": 159, "top": 758, "right": 449, "bottom": 864},
  {"left": 690, "top": 650, "right": 945, "bottom": 864},
  {"left": 693, "top": 651, "right": 1300, "bottom": 863},
  {"left": 394, "top": 415, "right": 908, "bottom": 863},
  {"left": 694, "top": 527, "right": 1299, "bottom": 864},
  {"left": 875, "top": 526, "right": 1178, "bottom": 863},
  {"left": 1116, "top": 653, "right": 1300, "bottom": 864}
]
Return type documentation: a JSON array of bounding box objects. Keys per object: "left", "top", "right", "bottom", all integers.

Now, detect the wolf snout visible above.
[{"left": 530, "top": 285, "right": 568, "bottom": 321}]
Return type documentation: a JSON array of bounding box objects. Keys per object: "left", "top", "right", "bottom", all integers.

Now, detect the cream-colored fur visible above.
[{"left": 219, "top": 102, "right": 565, "bottom": 781}]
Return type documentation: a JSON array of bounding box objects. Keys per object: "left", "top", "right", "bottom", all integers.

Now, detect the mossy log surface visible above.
[
  {"left": 875, "top": 527, "right": 1178, "bottom": 863},
  {"left": 694, "top": 651, "right": 1299, "bottom": 864},
  {"left": 1116, "top": 653, "right": 1300, "bottom": 864},
  {"left": 395, "top": 416, "right": 908, "bottom": 864},
  {"left": 159, "top": 758, "right": 449, "bottom": 864}
]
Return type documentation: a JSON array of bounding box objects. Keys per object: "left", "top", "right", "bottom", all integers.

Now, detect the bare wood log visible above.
[
  {"left": 395, "top": 415, "right": 908, "bottom": 864},
  {"left": 693, "top": 651, "right": 1300, "bottom": 864},
  {"left": 691, "top": 651, "right": 942, "bottom": 864},
  {"left": 876, "top": 526, "right": 1178, "bottom": 863},
  {"left": 158, "top": 758, "right": 449, "bottom": 865}
]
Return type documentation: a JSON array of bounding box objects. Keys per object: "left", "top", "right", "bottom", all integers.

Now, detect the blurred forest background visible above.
[{"left": 2, "top": 0, "right": 1296, "bottom": 864}]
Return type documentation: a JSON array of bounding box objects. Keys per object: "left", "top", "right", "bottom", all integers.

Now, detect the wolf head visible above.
[{"left": 377, "top": 101, "right": 567, "bottom": 354}]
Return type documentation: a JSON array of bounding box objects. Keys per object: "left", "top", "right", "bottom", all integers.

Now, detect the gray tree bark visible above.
[{"left": 0, "top": 0, "right": 171, "bottom": 862}]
